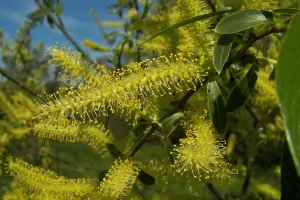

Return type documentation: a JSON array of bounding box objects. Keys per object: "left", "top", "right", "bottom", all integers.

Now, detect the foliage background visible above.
[{"left": 0, "top": 0, "right": 299, "bottom": 199}]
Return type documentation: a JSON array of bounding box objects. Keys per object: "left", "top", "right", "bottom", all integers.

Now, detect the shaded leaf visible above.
[
  {"left": 161, "top": 112, "right": 184, "bottom": 137},
  {"left": 276, "top": 12, "right": 300, "bottom": 175},
  {"left": 281, "top": 139, "right": 300, "bottom": 199},
  {"left": 226, "top": 65, "right": 258, "bottom": 112},
  {"left": 140, "top": 10, "right": 236, "bottom": 46},
  {"left": 207, "top": 81, "right": 227, "bottom": 134},
  {"left": 213, "top": 34, "right": 233, "bottom": 74},
  {"left": 215, "top": 9, "right": 276, "bottom": 34},
  {"left": 98, "top": 170, "right": 108, "bottom": 182},
  {"left": 106, "top": 143, "right": 124, "bottom": 158},
  {"left": 273, "top": 8, "right": 299, "bottom": 15},
  {"left": 138, "top": 170, "right": 155, "bottom": 185}
]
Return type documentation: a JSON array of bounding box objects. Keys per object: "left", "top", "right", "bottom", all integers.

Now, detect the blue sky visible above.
[{"left": 0, "top": 0, "right": 122, "bottom": 59}]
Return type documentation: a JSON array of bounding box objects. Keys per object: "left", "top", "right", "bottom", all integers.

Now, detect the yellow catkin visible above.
[
  {"left": 35, "top": 53, "right": 207, "bottom": 125},
  {"left": 6, "top": 157, "right": 96, "bottom": 199},
  {"left": 91, "top": 159, "right": 140, "bottom": 199},
  {"left": 172, "top": 114, "right": 236, "bottom": 181},
  {"left": 32, "top": 118, "right": 113, "bottom": 155}
]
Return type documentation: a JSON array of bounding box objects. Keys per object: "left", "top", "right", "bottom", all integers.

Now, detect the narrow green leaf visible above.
[
  {"left": 215, "top": 9, "right": 275, "bottom": 34},
  {"left": 276, "top": 12, "right": 300, "bottom": 176},
  {"left": 46, "top": 16, "right": 54, "bottom": 28},
  {"left": 226, "top": 65, "right": 258, "bottom": 112},
  {"left": 161, "top": 112, "right": 184, "bottom": 137},
  {"left": 27, "top": 9, "right": 46, "bottom": 21},
  {"left": 55, "top": 5, "right": 63, "bottom": 16},
  {"left": 281, "top": 139, "right": 300, "bottom": 199},
  {"left": 273, "top": 8, "right": 299, "bottom": 15},
  {"left": 141, "top": 0, "right": 150, "bottom": 19},
  {"left": 106, "top": 143, "right": 124, "bottom": 158},
  {"left": 207, "top": 81, "right": 227, "bottom": 134},
  {"left": 98, "top": 170, "right": 108, "bottom": 182},
  {"left": 140, "top": 10, "right": 236, "bottom": 46},
  {"left": 213, "top": 34, "right": 233, "bottom": 74},
  {"left": 138, "top": 170, "right": 155, "bottom": 185}
]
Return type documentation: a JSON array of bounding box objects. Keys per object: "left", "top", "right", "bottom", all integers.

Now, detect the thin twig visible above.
[
  {"left": 127, "top": 78, "right": 208, "bottom": 157},
  {"left": 117, "top": 40, "right": 128, "bottom": 69},
  {"left": 35, "top": 0, "right": 93, "bottom": 64},
  {"left": 205, "top": 0, "right": 216, "bottom": 12},
  {"left": 204, "top": 179, "right": 224, "bottom": 200},
  {"left": 0, "top": 67, "right": 47, "bottom": 103}
]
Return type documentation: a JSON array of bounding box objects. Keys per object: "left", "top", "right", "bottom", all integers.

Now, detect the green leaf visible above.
[
  {"left": 106, "top": 143, "right": 124, "bottom": 158},
  {"left": 55, "top": 5, "right": 63, "bottom": 16},
  {"left": 138, "top": 170, "right": 155, "bottom": 185},
  {"left": 215, "top": 9, "right": 276, "bottom": 34},
  {"left": 141, "top": 0, "right": 150, "bottom": 19},
  {"left": 213, "top": 34, "right": 233, "bottom": 74},
  {"left": 276, "top": 12, "right": 300, "bottom": 176},
  {"left": 140, "top": 10, "right": 236, "bottom": 46},
  {"left": 207, "top": 81, "right": 227, "bottom": 134},
  {"left": 98, "top": 170, "right": 108, "bottom": 182},
  {"left": 281, "top": 139, "right": 300, "bottom": 199},
  {"left": 160, "top": 112, "right": 184, "bottom": 137},
  {"left": 273, "top": 8, "right": 299, "bottom": 15},
  {"left": 226, "top": 65, "right": 258, "bottom": 112},
  {"left": 46, "top": 16, "right": 54, "bottom": 28},
  {"left": 27, "top": 9, "right": 46, "bottom": 21}
]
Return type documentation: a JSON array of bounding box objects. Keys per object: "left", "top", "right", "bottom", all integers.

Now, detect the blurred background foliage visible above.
[{"left": 0, "top": 0, "right": 299, "bottom": 199}]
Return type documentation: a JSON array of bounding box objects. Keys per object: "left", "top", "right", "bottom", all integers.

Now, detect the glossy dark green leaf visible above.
[
  {"left": 226, "top": 65, "right": 258, "bottom": 112},
  {"left": 161, "top": 112, "right": 184, "bottom": 137},
  {"left": 98, "top": 170, "right": 108, "bottom": 182},
  {"left": 269, "top": 66, "right": 275, "bottom": 80},
  {"left": 213, "top": 34, "right": 233, "bottom": 74},
  {"left": 273, "top": 8, "right": 299, "bottom": 15},
  {"left": 215, "top": 9, "right": 275, "bottom": 34},
  {"left": 140, "top": 10, "right": 236, "bottom": 46},
  {"left": 46, "top": 16, "right": 54, "bottom": 28},
  {"left": 138, "top": 170, "right": 155, "bottom": 185},
  {"left": 207, "top": 81, "right": 227, "bottom": 134},
  {"left": 276, "top": 12, "right": 300, "bottom": 176},
  {"left": 281, "top": 139, "right": 300, "bottom": 199}
]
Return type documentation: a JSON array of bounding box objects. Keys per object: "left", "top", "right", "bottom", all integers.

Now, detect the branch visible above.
[
  {"left": 204, "top": 179, "right": 224, "bottom": 200},
  {"left": 117, "top": 40, "right": 128, "bottom": 69},
  {"left": 35, "top": 1, "right": 93, "bottom": 64},
  {"left": 205, "top": 0, "right": 216, "bottom": 12},
  {"left": 241, "top": 104, "right": 262, "bottom": 195},
  {"left": 0, "top": 67, "right": 46, "bottom": 103},
  {"left": 127, "top": 77, "right": 209, "bottom": 157},
  {"left": 90, "top": 8, "right": 107, "bottom": 38},
  {"left": 223, "top": 16, "right": 291, "bottom": 71}
]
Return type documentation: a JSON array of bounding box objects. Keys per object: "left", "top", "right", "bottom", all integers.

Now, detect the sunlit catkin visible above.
[
  {"left": 6, "top": 157, "right": 96, "bottom": 199},
  {"left": 35, "top": 52, "right": 207, "bottom": 124},
  {"left": 97, "top": 159, "right": 140, "bottom": 199},
  {"left": 172, "top": 115, "right": 230, "bottom": 180}
]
